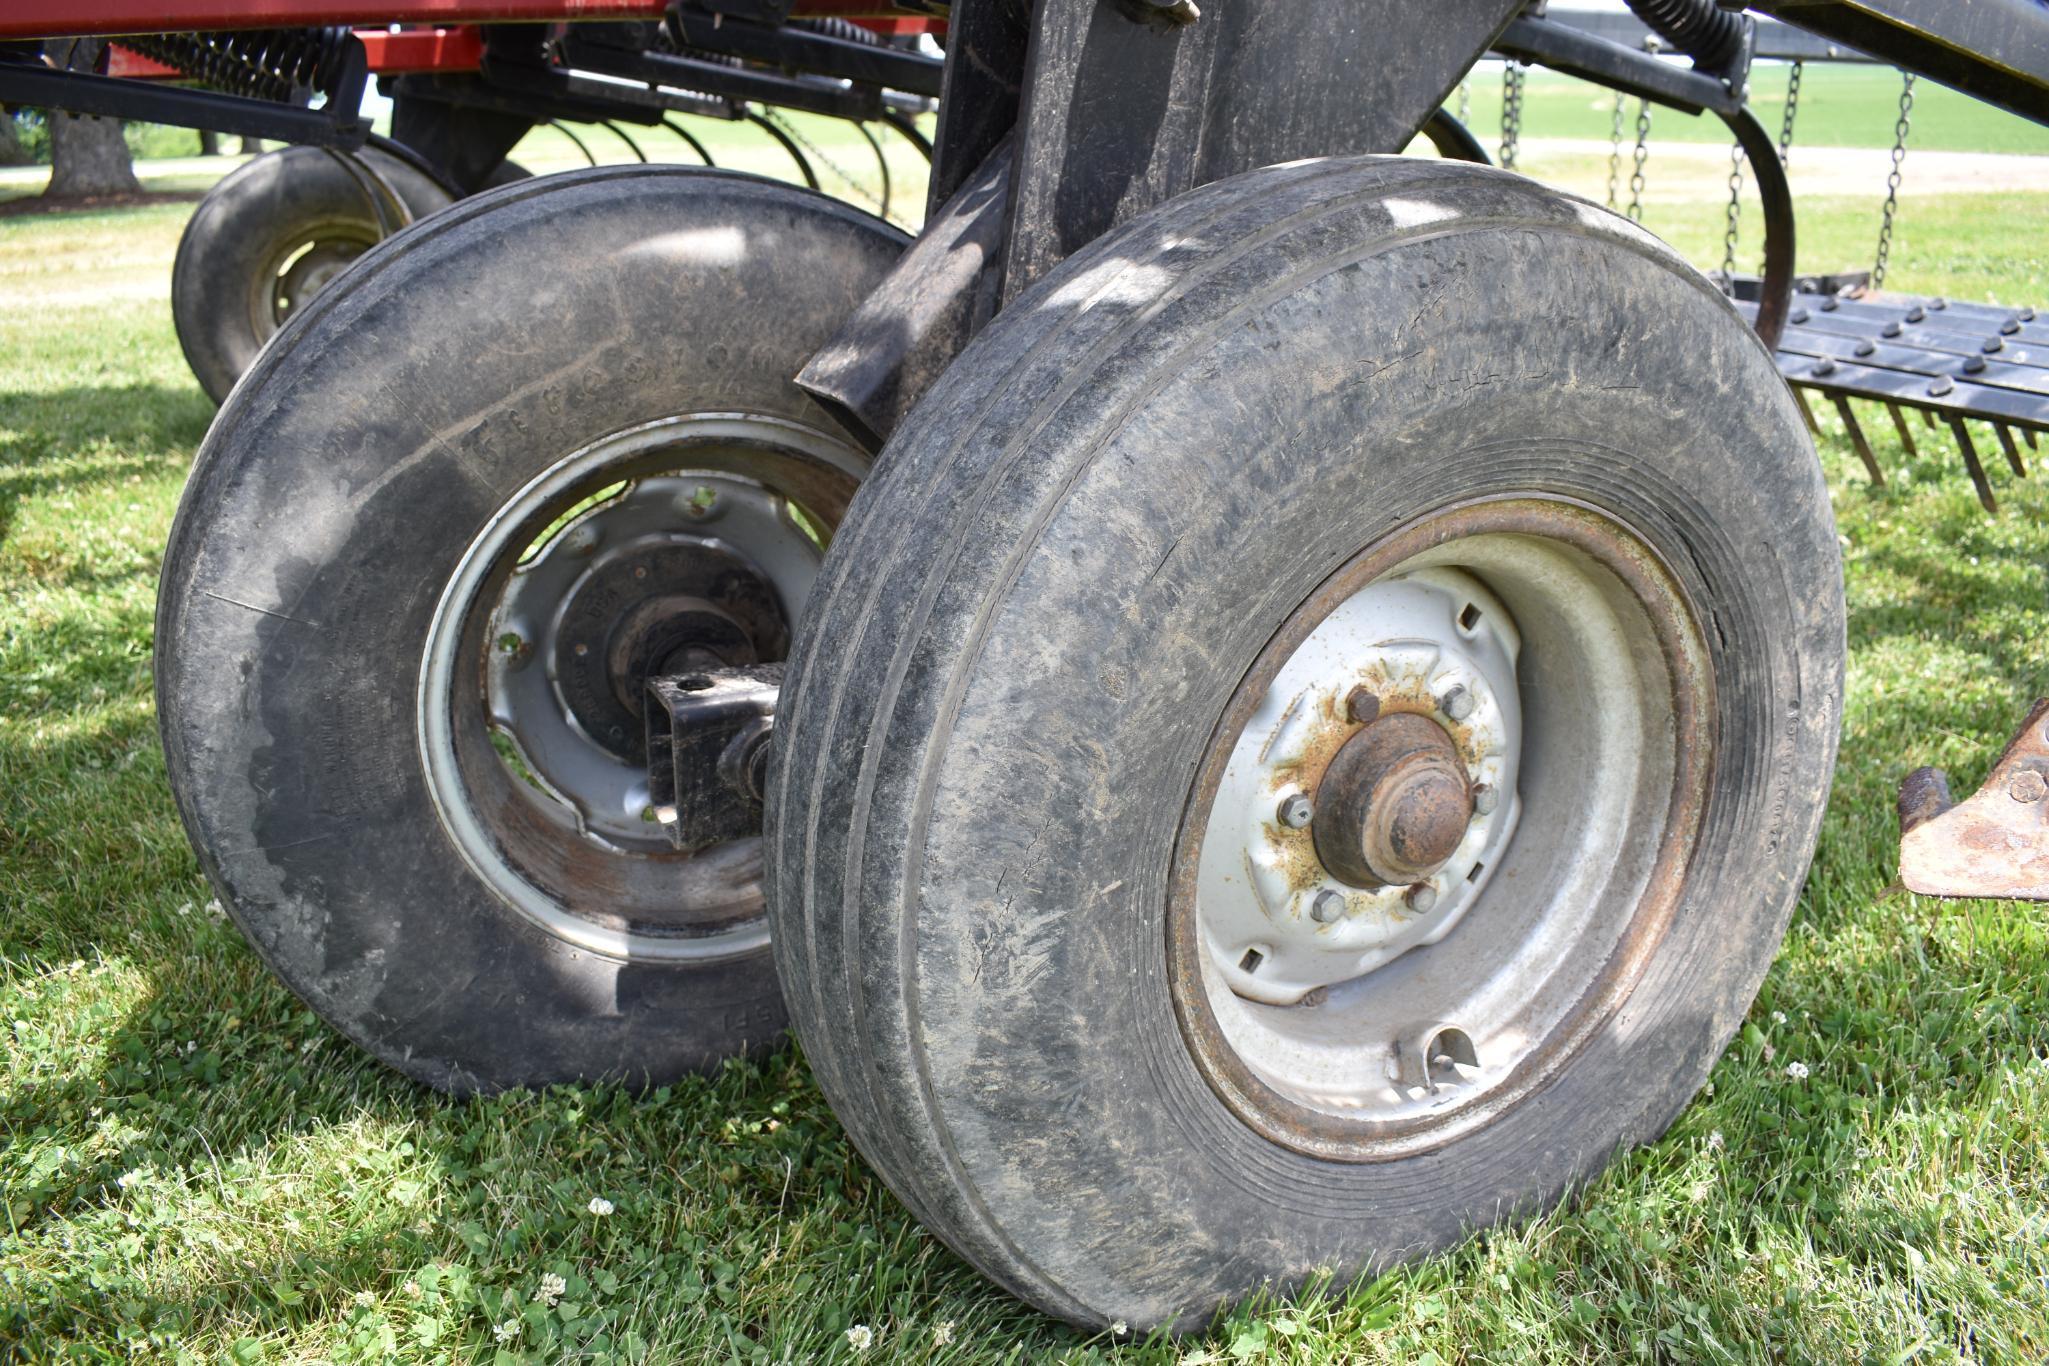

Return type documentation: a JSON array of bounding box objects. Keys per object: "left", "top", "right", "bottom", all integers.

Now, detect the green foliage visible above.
[{"left": 3, "top": 139, "right": 2048, "bottom": 1362}]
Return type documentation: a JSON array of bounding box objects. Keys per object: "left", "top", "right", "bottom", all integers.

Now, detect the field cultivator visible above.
[{"left": 5, "top": 0, "right": 2049, "bottom": 1333}]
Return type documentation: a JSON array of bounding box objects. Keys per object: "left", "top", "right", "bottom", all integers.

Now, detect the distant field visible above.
[{"left": 1463, "top": 60, "right": 2049, "bottom": 154}]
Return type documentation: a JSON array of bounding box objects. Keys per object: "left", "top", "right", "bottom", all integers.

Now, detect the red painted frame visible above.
[{"left": 1, "top": 0, "right": 924, "bottom": 42}]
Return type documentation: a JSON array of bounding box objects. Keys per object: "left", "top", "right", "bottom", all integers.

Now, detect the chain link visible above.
[
  {"left": 1499, "top": 62, "right": 1524, "bottom": 171},
  {"left": 1719, "top": 138, "right": 1745, "bottom": 286},
  {"left": 760, "top": 109, "right": 893, "bottom": 223},
  {"left": 1627, "top": 97, "right": 1650, "bottom": 223},
  {"left": 1606, "top": 90, "right": 1625, "bottom": 210},
  {"left": 1457, "top": 79, "right": 1470, "bottom": 130},
  {"left": 1777, "top": 59, "right": 1802, "bottom": 167},
  {"left": 1872, "top": 70, "right": 1915, "bottom": 289}
]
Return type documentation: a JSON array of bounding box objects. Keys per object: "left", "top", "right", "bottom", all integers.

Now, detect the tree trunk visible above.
[
  {"left": 0, "top": 111, "right": 26, "bottom": 167},
  {"left": 200, "top": 128, "right": 221, "bottom": 156},
  {"left": 42, "top": 41, "right": 141, "bottom": 199},
  {"left": 238, "top": 136, "right": 264, "bottom": 155}
]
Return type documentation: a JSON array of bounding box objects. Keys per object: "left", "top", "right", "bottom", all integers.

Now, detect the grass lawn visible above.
[{"left": 5, "top": 99, "right": 2049, "bottom": 1362}]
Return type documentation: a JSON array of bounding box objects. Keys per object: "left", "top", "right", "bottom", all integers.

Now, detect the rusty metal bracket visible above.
[{"left": 1898, "top": 698, "right": 2049, "bottom": 899}]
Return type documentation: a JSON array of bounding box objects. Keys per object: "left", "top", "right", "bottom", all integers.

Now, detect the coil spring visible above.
[
  {"left": 1622, "top": 0, "right": 1746, "bottom": 75},
  {"left": 790, "top": 17, "right": 885, "bottom": 48},
  {"left": 122, "top": 28, "right": 354, "bottom": 101}
]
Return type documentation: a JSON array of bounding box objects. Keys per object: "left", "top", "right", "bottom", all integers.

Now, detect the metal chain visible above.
[
  {"left": 1457, "top": 79, "right": 1470, "bottom": 130},
  {"left": 1606, "top": 90, "right": 1624, "bottom": 210},
  {"left": 760, "top": 108, "right": 891, "bottom": 222},
  {"left": 1719, "top": 137, "right": 1745, "bottom": 285},
  {"left": 1499, "top": 62, "right": 1524, "bottom": 172},
  {"left": 1872, "top": 70, "right": 1915, "bottom": 288},
  {"left": 1777, "top": 59, "right": 1802, "bottom": 167},
  {"left": 1627, "top": 97, "right": 1651, "bottom": 223}
]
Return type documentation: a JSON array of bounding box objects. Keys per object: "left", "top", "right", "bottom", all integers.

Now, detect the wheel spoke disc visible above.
[
  {"left": 418, "top": 413, "right": 862, "bottom": 963},
  {"left": 1170, "top": 497, "right": 1714, "bottom": 1160}
]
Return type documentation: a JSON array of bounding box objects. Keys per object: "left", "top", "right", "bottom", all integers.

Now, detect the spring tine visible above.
[
  {"left": 1886, "top": 402, "right": 1920, "bottom": 458},
  {"left": 1947, "top": 416, "right": 1998, "bottom": 513},
  {"left": 1995, "top": 423, "right": 2028, "bottom": 477},
  {"left": 1792, "top": 384, "right": 1821, "bottom": 435},
  {"left": 2024, "top": 427, "right": 2039, "bottom": 451},
  {"left": 1833, "top": 397, "right": 1886, "bottom": 485},
  {"left": 1922, "top": 406, "right": 1939, "bottom": 429}
]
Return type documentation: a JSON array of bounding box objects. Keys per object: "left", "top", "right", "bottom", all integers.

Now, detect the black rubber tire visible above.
[
  {"left": 768, "top": 157, "right": 1844, "bottom": 1330},
  {"left": 172, "top": 145, "right": 454, "bottom": 404},
  {"left": 158, "top": 166, "right": 907, "bottom": 1093}
]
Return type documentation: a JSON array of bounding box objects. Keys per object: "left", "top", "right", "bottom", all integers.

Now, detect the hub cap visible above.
[{"left": 1196, "top": 569, "right": 1522, "bottom": 1007}]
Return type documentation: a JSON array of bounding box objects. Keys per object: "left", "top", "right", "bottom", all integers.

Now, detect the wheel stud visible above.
[
  {"left": 1347, "top": 686, "right": 1381, "bottom": 724},
  {"left": 1438, "top": 684, "right": 1474, "bottom": 721},
  {"left": 1472, "top": 783, "right": 1498, "bottom": 816},
  {"left": 1405, "top": 883, "right": 1438, "bottom": 913},
  {"left": 1311, "top": 889, "right": 1346, "bottom": 922},
  {"left": 1277, "top": 793, "right": 1314, "bottom": 828}
]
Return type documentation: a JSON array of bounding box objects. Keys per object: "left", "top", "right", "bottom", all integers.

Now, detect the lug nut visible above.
[
  {"left": 1347, "top": 686, "right": 1381, "bottom": 725},
  {"left": 1438, "top": 685, "right": 1474, "bottom": 721},
  {"left": 1472, "top": 783, "right": 1498, "bottom": 816},
  {"left": 2011, "top": 770, "right": 2048, "bottom": 804},
  {"left": 1311, "top": 890, "right": 1346, "bottom": 923},
  {"left": 1277, "top": 793, "right": 1314, "bottom": 829},
  {"left": 1405, "top": 883, "right": 1439, "bottom": 913}
]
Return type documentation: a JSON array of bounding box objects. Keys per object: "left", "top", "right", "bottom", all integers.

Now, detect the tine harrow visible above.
[{"left": 1737, "top": 287, "right": 2048, "bottom": 512}]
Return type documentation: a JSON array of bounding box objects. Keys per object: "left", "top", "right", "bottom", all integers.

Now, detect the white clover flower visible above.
[
  {"left": 933, "top": 1321, "right": 955, "bottom": 1346},
  {"left": 587, "top": 1196, "right": 614, "bottom": 1216},
  {"left": 1688, "top": 1180, "right": 1711, "bottom": 1204},
  {"left": 1785, "top": 1061, "right": 1809, "bottom": 1081},
  {"left": 534, "top": 1273, "right": 566, "bottom": 1307},
  {"left": 845, "top": 1324, "right": 874, "bottom": 1352},
  {"left": 1706, "top": 1130, "right": 1725, "bottom": 1152},
  {"left": 403, "top": 1280, "right": 421, "bottom": 1298},
  {"left": 1771, "top": 1010, "right": 1787, "bottom": 1026},
  {"left": 204, "top": 899, "right": 225, "bottom": 922},
  {"left": 352, "top": 1290, "right": 376, "bottom": 1309},
  {"left": 1111, "top": 1320, "right": 1129, "bottom": 1336},
  {"left": 116, "top": 1169, "right": 142, "bottom": 1189},
  {"left": 493, "top": 1318, "right": 521, "bottom": 1343}
]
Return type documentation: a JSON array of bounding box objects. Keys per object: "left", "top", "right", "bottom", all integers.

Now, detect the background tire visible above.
[
  {"left": 158, "top": 167, "right": 906, "bottom": 1092},
  {"left": 768, "top": 157, "right": 1844, "bottom": 1330},
  {"left": 171, "top": 145, "right": 453, "bottom": 404}
]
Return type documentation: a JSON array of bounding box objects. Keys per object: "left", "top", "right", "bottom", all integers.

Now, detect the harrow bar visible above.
[{"left": 1739, "top": 289, "right": 2047, "bottom": 510}]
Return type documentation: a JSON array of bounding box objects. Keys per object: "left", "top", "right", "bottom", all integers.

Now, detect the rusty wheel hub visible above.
[{"left": 1314, "top": 711, "right": 1474, "bottom": 888}]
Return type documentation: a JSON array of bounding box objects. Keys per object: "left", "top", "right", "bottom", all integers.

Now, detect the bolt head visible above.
[
  {"left": 1405, "top": 883, "right": 1439, "bottom": 913},
  {"left": 2011, "top": 770, "right": 2048, "bottom": 804},
  {"left": 1311, "top": 890, "right": 1346, "bottom": 923},
  {"left": 1346, "top": 686, "right": 1381, "bottom": 725},
  {"left": 1472, "top": 783, "right": 1498, "bottom": 816},
  {"left": 1277, "top": 793, "right": 1314, "bottom": 829},
  {"left": 1438, "top": 685, "right": 1474, "bottom": 721}
]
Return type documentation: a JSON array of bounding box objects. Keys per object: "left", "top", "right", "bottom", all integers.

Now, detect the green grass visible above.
[
  {"left": 5, "top": 136, "right": 2049, "bottom": 1361},
  {"left": 1465, "top": 61, "right": 2049, "bottom": 153}
]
